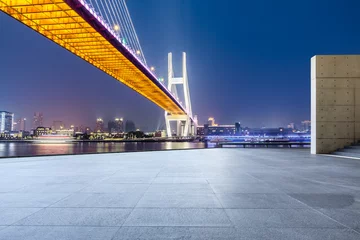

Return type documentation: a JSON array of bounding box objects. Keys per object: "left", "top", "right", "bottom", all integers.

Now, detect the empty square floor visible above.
[{"left": 0, "top": 148, "right": 360, "bottom": 239}]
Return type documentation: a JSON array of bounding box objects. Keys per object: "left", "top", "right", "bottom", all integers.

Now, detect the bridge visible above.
[{"left": 0, "top": 0, "right": 196, "bottom": 136}]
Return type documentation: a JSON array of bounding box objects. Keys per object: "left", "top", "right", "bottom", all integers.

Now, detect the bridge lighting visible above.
[
  {"left": 136, "top": 50, "right": 141, "bottom": 55},
  {"left": 150, "top": 66, "right": 155, "bottom": 71},
  {"left": 114, "top": 24, "right": 120, "bottom": 31}
]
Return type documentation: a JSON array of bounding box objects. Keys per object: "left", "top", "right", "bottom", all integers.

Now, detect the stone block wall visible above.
[{"left": 311, "top": 55, "right": 360, "bottom": 154}]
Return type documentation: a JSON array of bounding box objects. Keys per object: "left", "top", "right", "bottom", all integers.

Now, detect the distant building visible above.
[
  {"left": 197, "top": 126, "right": 205, "bottom": 136},
  {"left": 54, "top": 129, "right": 74, "bottom": 136},
  {"left": 301, "top": 120, "right": 311, "bottom": 132},
  {"left": 208, "top": 117, "right": 218, "bottom": 127},
  {"left": 198, "top": 124, "right": 236, "bottom": 136},
  {"left": 33, "top": 112, "right": 43, "bottom": 129},
  {"left": 235, "top": 122, "right": 241, "bottom": 135},
  {"left": 287, "top": 123, "right": 295, "bottom": 129},
  {"left": 95, "top": 118, "right": 104, "bottom": 132},
  {"left": 16, "top": 118, "right": 27, "bottom": 131},
  {"left": 125, "top": 120, "right": 136, "bottom": 132},
  {"left": 108, "top": 118, "right": 124, "bottom": 133},
  {"left": 34, "top": 127, "right": 52, "bottom": 136},
  {"left": 52, "top": 121, "right": 65, "bottom": 131},
  {"left": 247, "top": 128, "right": 293, "bottom": 137},
  {"left": 0, "top": 111, "right": 14, "bottom": 133}
]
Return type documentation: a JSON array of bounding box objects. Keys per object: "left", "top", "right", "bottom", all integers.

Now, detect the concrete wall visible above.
[{"left": 311, "top": 55, "right": 360, "bottom": 154}]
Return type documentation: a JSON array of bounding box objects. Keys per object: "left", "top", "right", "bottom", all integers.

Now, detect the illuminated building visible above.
[
  {"left": 208, "top": 117, "right": 218, "bottom": 127},
  {"left": 33, "top": 112, "right": 43, "bottom": 129},
  {"left": 287, "top": 123, "right": 295, "bottom": 129},
  {"left": 52, "top": 121, "right": 65, "bottom": 131},
  {"left": 16, "top": 118, "right": 27, "bottom": 131},
  {"left": 54, "top": 128, "right": 75, "bottom": 136},
  {"left": 95, "top": 118, "right": 104, "bottom": 132},
  {"left": 301, "top": 120, "right": 311, "bottom": 132},
  {"left": 34, "top": 127, "right": 52, "bottom": 136},
  {"left": 125, "top": 120, "right": 136, "bottom": 132},
  {"left": 198, "top": 124, "right": 236, "bottom": 136},
  {"left": 108, "top": 118, "right": 124, "bottom": 133},
  {"left": 0, "top": 111, "right": 14, "bottom": 133},
  {"left": 205, "top": 124, "right": 236, "bottom": 136}
]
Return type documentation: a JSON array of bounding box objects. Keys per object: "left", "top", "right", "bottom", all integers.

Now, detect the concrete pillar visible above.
[{"left": 311, "top": 55, "right": 360, "bottom": 154}]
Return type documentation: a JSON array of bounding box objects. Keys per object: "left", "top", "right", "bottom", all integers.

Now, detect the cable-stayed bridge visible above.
[{"left": 0, "top": 0, "right": 196, "bottom": 136}]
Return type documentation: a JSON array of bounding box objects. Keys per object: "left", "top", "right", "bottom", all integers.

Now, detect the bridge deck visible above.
[{"left": 0, "top": 0, "right": 186, "bottom": 115}]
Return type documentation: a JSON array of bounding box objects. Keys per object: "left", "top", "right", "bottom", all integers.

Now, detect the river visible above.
[{"left": 0, "top": 141, "right": 212, "bottom": 158}]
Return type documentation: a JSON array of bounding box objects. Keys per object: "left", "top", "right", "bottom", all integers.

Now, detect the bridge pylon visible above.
[{"left": 165, "top": 52, "right": 196, "bottom": 137}]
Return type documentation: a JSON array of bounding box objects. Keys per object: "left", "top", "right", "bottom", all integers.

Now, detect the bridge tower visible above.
[{"left": 165, "top": 52, "right": 196, "bottom": 137}]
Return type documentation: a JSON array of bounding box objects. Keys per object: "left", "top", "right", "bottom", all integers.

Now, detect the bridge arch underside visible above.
[{"left": 0, "top": 0, "right": 187, "bottom": 116}]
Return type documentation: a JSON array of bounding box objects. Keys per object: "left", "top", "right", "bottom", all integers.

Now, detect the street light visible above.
[
  {"left": 114, "top": 24, "right": 120, "bottom": 31},
  {"left": 150, "top": 66, "right": 155, "bottom": 71},
  {"left": 136, "top": 50, "right": 141, "bottom": 55}
]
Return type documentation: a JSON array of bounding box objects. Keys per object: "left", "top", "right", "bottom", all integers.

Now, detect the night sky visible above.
[{"left": 1, "top": 0, "right": 360, "bottom": 131}]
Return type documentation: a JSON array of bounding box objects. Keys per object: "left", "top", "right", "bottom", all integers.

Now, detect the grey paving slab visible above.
[
  {"left": 136, "top": 193, "right": 222, "bottom": 208},
  {"left": 318, "top": 208, "right": 360, "bottom": 230},
  {"left": 123, "top": 208, "right": 232, "bottom": 227},
  {"left": 0, "top": 208, "right": 41, "bottom": 225},
  {"left": 0, "top": 193, "right": 70, "bottom": 207},
  {"left": 206, "top": 176, "right": 261, "bottom": 184},
  {"left": 217, "top": 193, "right": 309, "bottom": 209},
  {"left": 51, "top": 193, "right": 143, "bottom": 208},
  {"left": 290, "top": 193, "right": 360, "bottom": 209},
  {"left": 113, "top": 227, "right": 360, "bottom": 240},
  {"left": 145, "top": 183, "right": 213, "bottom": 194},
  {"left": 80, "top": 183, "right": 149, "bottom": 193},
  {"left": 113, "top": 227, "right": 240, "bottom": 240},
  {"left": 152, "top": 177, "right": 208, "bottom": 184},
  {"left": 0, "top": 226, "right": 119, "bottom": 240},
  {"left": 100, "top": 177, "right": 154, "bottom": 184},
  {"left": 274, "top": 181, "right": 356, "bottom": 194},
  {"left": 225, "top": 209, "right": 343, "bottom": 228},
  {"left": 16, "top": 183, "right": 87, "bottom": 193},
  {"left": 210, "top": 183, "right": 282, "bottom": 194},
  {"left": 0, "top": 184, "right": 27, "bottom": 193},
  {"left": 15, "top": 208, "right": 132, "bottom": 227}
]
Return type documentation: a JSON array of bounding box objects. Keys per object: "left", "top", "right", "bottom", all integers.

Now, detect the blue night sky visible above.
[{"left": 1, "top": 0, "right": 360, "bottom": 130}]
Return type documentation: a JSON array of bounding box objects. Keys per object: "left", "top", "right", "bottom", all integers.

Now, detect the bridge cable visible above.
[
  {"left": 122, "top": 0, "right": 147, "bottom": 65},
  {"left": 114, "top": 0, "right": 138, "bottom": 53},
  {"left": 108, "top": 0, "right": 133, "bottom": 49}
]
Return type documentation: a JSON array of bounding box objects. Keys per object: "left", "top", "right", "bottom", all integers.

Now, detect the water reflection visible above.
[{"left": 0, "top": 142, "right": 209, "bottom": 158}]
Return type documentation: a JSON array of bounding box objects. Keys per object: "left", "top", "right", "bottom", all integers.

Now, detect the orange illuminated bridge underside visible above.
[{"left": 0, "top": 0, "right": 186, "bottom": 115}]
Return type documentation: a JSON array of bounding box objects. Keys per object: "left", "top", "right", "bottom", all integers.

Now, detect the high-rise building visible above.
[
  {"left": 0, "top": 111, "right": 14, "bottom": 133},
  {"left": 208, "top": 117, "right": 219, "bottom": 127},
  {"left": 52, "top": 121, "right": 65, "bottom": 131},
  {"left": 13, "top": 118, "right": 26, "bottom": 131},
  {"left": 95, "top": 118, "right": 104, "bottom": 132},
  {"left": 125, "top": 120, "right": 136, "bottom": 132},
  {"left": 208, "top": 117, "right": 215, "bottom": 126},
  {"left": 287, "top": 123, "right": 295, "bottom": 129},
  {"left": 235, "top": 122, "right": 241, "bottom": 135},
  {"left": 301, "top": 120, "right": 311, "bottom": 132},
  {"left": 33, "top": 112, "right": 43, "bottom": 129},
  {"left": 108, "top": 118, "right": 124, "bottom": 133}
]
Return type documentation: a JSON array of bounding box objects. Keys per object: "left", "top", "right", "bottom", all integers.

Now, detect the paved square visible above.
[{"left": 0, "top": 148, "right": 360, "bottom": 239}]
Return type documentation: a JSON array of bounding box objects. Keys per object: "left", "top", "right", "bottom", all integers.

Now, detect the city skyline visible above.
[
  {"left": 1, "top": 109, "right": 310, "bottom": 133},
  {"left": 1, "top": 0, "right": 360, "bottom": 129}
]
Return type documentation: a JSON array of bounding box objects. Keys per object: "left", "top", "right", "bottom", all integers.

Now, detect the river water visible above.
[{"left": 0, "top": 141, "right": 212, "bottom": 158}]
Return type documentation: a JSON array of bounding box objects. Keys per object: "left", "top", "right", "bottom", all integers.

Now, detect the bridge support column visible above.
[{"left": 165, "top": 52, "right": 196, "bottom": 137}]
